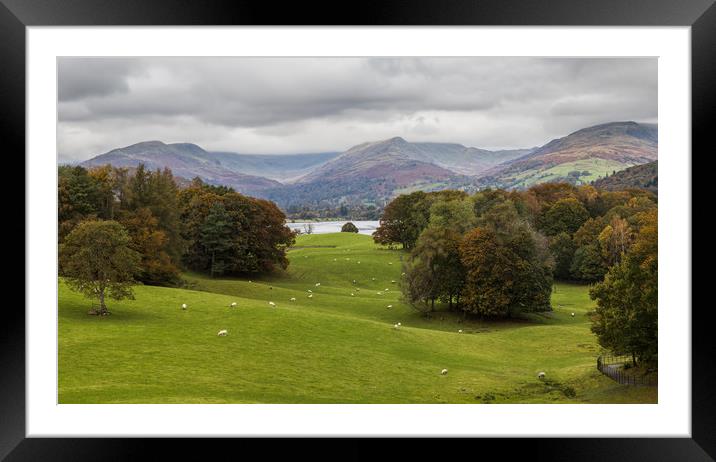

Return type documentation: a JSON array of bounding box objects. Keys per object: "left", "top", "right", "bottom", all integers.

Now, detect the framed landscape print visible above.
[{"left": 6, "top": 0, "right": 714, "bottom": 458}]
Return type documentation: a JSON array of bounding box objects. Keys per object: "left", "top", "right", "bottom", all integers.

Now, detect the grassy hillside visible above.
[
  {"left": 58, "top": 233, "right": 656, "bottom": 404},
  {"left": 504, "top": 158, "right": 637, "bottom": 189},
  {"left": 479, "top": 122, "right": 657, "bottom": 189}
]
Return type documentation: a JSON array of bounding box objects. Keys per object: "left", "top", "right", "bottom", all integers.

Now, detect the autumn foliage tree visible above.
[
  {"left": 178, "top": 179, "right": 295, "bottom": 275},
  {"left": 460, "top": 226, "right": 552, "bottom": 318},
  {"left": 590, "top": 209, "right": 657, "bottom": 365}
]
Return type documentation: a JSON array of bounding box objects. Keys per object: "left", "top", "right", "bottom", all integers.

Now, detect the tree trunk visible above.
[
  {"left": 632, "top": 352, "right": 637, "bottom": 367},
  {"left": 98, "top": 288, "right": 107, "bottom": 315}
]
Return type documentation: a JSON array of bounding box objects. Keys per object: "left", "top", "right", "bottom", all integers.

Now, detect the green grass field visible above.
[
  {"left": 58, "top": 232, "right": 657, "bottom": 404},
  {"left": 506, "top": 158, "right": 636, "bottom": 188}
]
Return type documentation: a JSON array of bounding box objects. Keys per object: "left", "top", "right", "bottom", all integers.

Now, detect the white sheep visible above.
[
  {"left": 391, "top": 280, "right": 396, "bottom": 284},
  {"left": 181, "top": 303, "right": 187, "bottom": 310},
  {"left": 230, "top": 302, "right": 237, "bottom": 307},
  {"left": 393, "top": 323, "right": 400, "bottom": 329},
  {"left": 315, "top": 283, "right": 321, "bottom": 287},
  {"left": 537, "top": 371, "right": 546, "bottom": 379},
  {"left": 217, "top": 329, "right": 228, "bottom": 336},
  {"left": 333, "top": 258, "right": 337, "bottom": 262},
  {"left": 387, "top": 305, "right": 393, "bottom": 308},
  {"left": 397, "top": 322, "right": 401, "bottom": 326},
  {"left": 388, "top": 262, "right": 393, "bottom": 265},
  {"left": 571, "top": 312, "right": 575, "bottom": 317},
  {"left": 290, "top": 297, "right": 296, "bottom": 302},
  {"left": 308, "top": 294, "right": 313, "bottom": 298},
  {"left": 351, "top": 293, "right": 355, "bottom": 296},
  {"left": 268, "top": 301, "right": 276, "bottom": 307},
  {"left": 458, "top": 329, "right": 463, "bottom": 334},
  {"left": 384, "top": 288, "right": 389, "bottom": 292},
  {"left": 308, "top": 289, "right": 313, "bottom": 293},
  {"left": 371, "top": 277, "right": 376, "bottom": 281},
  {"left": 441, "top": 369, "right": 448, "bottom": 375}
]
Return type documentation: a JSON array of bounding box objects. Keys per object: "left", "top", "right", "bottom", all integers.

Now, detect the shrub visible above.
[{"left": 341, "top": 222, "right": 359, "bottom": 233}]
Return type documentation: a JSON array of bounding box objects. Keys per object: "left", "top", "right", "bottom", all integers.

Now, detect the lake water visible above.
[{"left": 286, "top": 220, "right": 380, "bottom": 236}]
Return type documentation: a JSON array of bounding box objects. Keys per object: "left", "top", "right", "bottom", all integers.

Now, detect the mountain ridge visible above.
[{"left": 75, "top": 120, "right": 658, "bottom": 207}]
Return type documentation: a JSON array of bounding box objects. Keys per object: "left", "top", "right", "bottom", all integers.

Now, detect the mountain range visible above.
[{"left": 76, "top": 121, "right": 658, "bottom": 207}]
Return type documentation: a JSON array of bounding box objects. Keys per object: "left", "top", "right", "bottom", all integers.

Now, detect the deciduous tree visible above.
[{"left": 59, "top": 220, "right": 141, "bottom": 315}]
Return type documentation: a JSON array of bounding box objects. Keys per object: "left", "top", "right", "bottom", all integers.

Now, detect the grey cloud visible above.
[{"left": 57, "top": 57, "right": 657, "bottom": 159}]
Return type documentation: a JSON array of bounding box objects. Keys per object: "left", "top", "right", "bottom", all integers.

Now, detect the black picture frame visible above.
[{"left": 4, "top": 0, "right": 712, "bottom": 459}]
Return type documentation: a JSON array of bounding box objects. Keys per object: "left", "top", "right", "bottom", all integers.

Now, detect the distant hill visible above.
[
  {"left": 75, "top": 120, "right": 657, "bottom": 208},
  {"left": 80, "top": 141, "right": 334, "bottom": 195},
  {"left": 592, "top": 161, "right": 658, "bottom": 193},
  {"left": 477, "top": 122, "right": 658, "bottom": 189},
  {"left": 264, "top": 137, "right": 533, "bottom": 207},
  {"left": 207, "top": 151, "right": 339, "bottom": 182}
]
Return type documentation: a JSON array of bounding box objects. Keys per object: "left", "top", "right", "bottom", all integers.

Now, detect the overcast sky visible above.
[{"left": 58, "top": 57, "right": 657, "bottom": 161}]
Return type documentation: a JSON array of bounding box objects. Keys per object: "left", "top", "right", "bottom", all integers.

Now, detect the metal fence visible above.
[{"left": 597, "top": 355, "right": 657, "bottom": 387}]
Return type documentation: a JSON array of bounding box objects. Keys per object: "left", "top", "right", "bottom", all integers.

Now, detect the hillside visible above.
[
  {"left": 266, "top": 137, "right": 530, "bottom": 208},
  {"left": 81, "top": 141, "right": 281, "bottom": 195},
  {"left": 592, "top": 161, "right": 658, "bottom": 193},
  {"left": 478, "top": 122, "right": 658, "bottom": 189},
  {"left": 59, "top": 233, "right": 656, "bottom": 404}
]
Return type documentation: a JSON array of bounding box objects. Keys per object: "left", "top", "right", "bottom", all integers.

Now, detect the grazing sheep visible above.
[
  {"left": 351, "top": 293, "right": 355, "bottom": 296},
  {"left": 230, "top": 302, "right": 237, "bottom": 307},
  {"left": 352, "top": 279, "right": 356, "bottom": 284},
  {"left": 217, "top": 330, "right": 228, "bottom": 336},
  {"left": 308, "top": 294, "right": 313, "bottom": 298},
  {"left": 458, "top": 329, "right": 463, "bottom": 334},
  {"left": 268, "top": 301, "right": 276, "bottom": 307},
  {"left": 384, "top": 288, "right": 389, "bottom": 292},
  {"left": 377, "top": 292, "right": 382, "bottom": 295},
  {"left": 333, "top": 258, "right": 337, "bottom": 261},
  {"left": 181, "top": 304, "right": 187, "bottom": 310},
  {"left": 393, "top": 324, "right": 400, "bottom": 329},
  {"left": 387, "top": 305, "right": 393, "bottom": 308},
  {"left": 401, "top": 272, "right": 406, "bottom": 276},
  {"left": 391, "top": 280, "right": 396, "bottom": 283},
  {"left": 290, "top": 297, "right": 296, "bottom": 302},
  {"left": 537, "top": 371, "right": 546, "bottom": 379},
  {"left": 397, "top": 322, "right": 401, "bottom": 326},
  {"left": 371, "top": 277, "right": 376, "bottom": 281},
  {"left": 388, "top": 262, "right": 393, "bottom": 265},
  {"left": 315, "top": 283, "right": 321, "bottom": 287},
  {"left": 571, "top": 312, "right": 575, "bottom": 317},
  {"left": 308, "top": 289, "right": 313, "bottom": 293},
  {"left": 441, "top": 369, "right": 448, "bottom": 375}
]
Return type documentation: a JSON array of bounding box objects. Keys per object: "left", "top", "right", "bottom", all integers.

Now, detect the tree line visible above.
[
  {"left": 59, "top": 164, "right": 295, "bottom": 290},
  {"left": 375, "top": 182, "right": 658, "bottom": 365}
]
